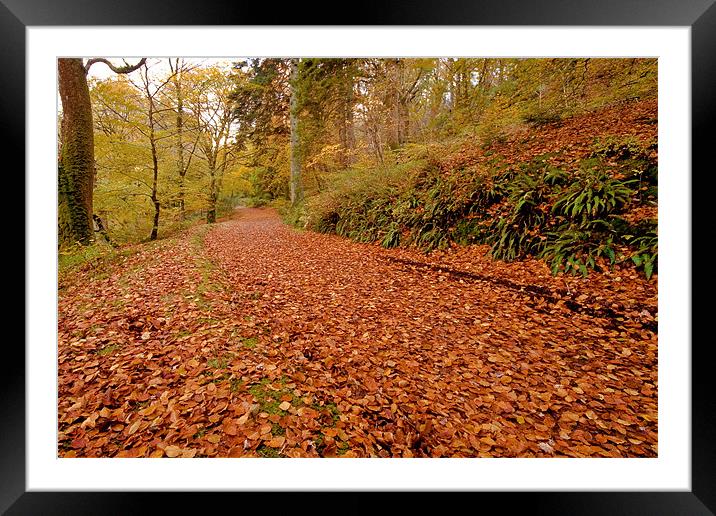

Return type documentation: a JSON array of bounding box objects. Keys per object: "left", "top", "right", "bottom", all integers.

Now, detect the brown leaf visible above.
[
  {"left": 164, "top": 445, "right": 182, "bottom": 458},
  {"left": 127, "top": 420, "right": 142, "bottom": 435},
  {"left": 267, "top": 436, "right": 285, "bottom": 448}
]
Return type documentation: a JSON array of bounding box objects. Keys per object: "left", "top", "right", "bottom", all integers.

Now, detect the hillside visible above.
[{"left": 301, "top": 98, "right": 658, "bottom": 282}]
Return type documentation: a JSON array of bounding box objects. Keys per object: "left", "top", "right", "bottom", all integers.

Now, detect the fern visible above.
[
  {"left": 552, "top": 163, "right": 632, "bottom": 222},
  {"left": 540, "top": 220, "right": 617, "bottom": 277},
  {"left": 625, "top": 226, "right": 658, "bottom": 279}
]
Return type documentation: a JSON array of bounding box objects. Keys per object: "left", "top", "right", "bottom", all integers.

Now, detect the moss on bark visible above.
[{"left": 58, "top": 58, "right": 95, "bottom": 246}]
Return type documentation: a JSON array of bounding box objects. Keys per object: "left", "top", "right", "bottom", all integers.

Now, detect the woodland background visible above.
[{"left": 60, "top": 57, "right": 657, "bottom": 279}]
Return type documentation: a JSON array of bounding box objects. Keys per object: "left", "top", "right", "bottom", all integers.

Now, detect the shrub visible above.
[
  {"left": 590, "top": 135, "right": 649, "bottom": 162},
  {"left": 245, "top": 195, "right": 272, "bottom": 208},
  {"left": 539, "top": 220, "right": 617, "bottom": 276},
  {"left": 299, "top": 141, "right": 656, "bottom": 279},
  {"left": 551, "top": 160, "right": 632, "bottom": 223},
  {"left": 622, "top": 220, "right": 658, "bottom": 279},
  {"left": 484, "top": 156, "right": 565, "bottom": 261},
  {"left": 522, "top": 107, "right": 563, "bottom": 127}
]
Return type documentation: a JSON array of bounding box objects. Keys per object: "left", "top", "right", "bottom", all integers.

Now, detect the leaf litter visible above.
[{"left": 58, "top": 205, "right": 657, "bottom": 458}]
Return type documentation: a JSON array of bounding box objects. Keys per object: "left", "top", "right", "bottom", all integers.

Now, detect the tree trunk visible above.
[
  {"left": 175, "top": 73, "right": 186, "bottom": 217},
  {"left": 370, "top": 126, "right": 384, "bottom": 165},
  {"left": 339, "top": 75, "right": 355, "bottom": 168},
  {"left": 58, "top": 58, "right": 94, "bottom": 246},
  {"left": 338, "top": 114, "right": 348, "bottom": 168},
  {"left": 398, "top": 98, "right": 410, "bottom": 144},
  {"left": 386, "top": 59, "right": 409, "bottom": 150},
  {"left": 177, "top": 95, "right": 185, "bottom": 216},
  {"left": 149, "top": 136, "right": 160, "bottom": 240},
  {"left": 346, "top": 98, "right": 355, "bottom": 163},
  {"left": 150, "top": 199, "right": 160, "bottom": 241},
  {"left": 207, "top": 168, "right": 217, "bottom": 224},
  {"left": 289, "top": 59, "right": 303, "bottom": 206},
  {"left": 148, "top": 93, "right": 161, "bottom": 241},
  {"left": 58, "top": 57, "right": 146, "bottom": 246}
]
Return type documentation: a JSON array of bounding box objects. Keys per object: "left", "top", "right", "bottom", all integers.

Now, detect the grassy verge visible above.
[{"left": 58, "top": 240, "right": 140, "bottom": 280}]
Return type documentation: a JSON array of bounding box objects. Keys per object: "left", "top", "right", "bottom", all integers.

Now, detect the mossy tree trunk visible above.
[
  {"left": 58, "top": 57, "right": 146, "bottom": 247},
  {"left": 58, "top": 58, "right": 94, "bottom": 246},
  {"left": 289, "top": 58, "right": 303, "bottom": 207}
]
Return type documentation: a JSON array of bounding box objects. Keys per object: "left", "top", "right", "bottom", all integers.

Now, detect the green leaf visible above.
[
  {"left": 644, "top": 260, "right": 653, "bottom": 279},
  {"left": 606, "top": 248, "right": 615, "bottom": 263}
]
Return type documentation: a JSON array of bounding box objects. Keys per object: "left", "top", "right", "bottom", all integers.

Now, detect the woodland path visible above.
[{"left": 58, "top": 207, "right": 658, "bottom": 458}]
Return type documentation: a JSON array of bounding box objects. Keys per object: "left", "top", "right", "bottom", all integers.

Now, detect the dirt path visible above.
[{"left": 58, "top": 208, "right": 657, "bottom": 458}]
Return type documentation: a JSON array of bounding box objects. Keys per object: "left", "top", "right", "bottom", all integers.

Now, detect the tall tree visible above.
[
  {"left": 338, "top": 62, "right": 357, "bottom": 167},
  {"left": 58, "top": 59, "right": 95, "bottom": 246},
  {"left": 58, "top": 57, "right": 145, "bottom": 246},
  {"left": 294, "top": 58, "right": 359, "bottom": 171},
  {"left": 289, "top": 58, "right": 303, "bottom": 206},
  {"left": 167, "top": 58, "right": 200, "bottom": 218},
  {"left": 135, "top": 62, "right": 177, "bottom": 240},
  {"left": 189, "top": 67, "right": 236, "bottom": 223},
  {"left": 228, "top": 59, "right": 292, "bottom": 200}
]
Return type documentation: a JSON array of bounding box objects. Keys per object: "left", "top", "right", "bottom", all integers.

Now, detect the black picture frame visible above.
[{"left": 8, "top": 0, "right": 713, "bottom": 513}]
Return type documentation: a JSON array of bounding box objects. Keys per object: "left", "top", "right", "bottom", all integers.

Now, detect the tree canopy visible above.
[{"left": 59, "top": 57, "right": 656, "bottom": 254}]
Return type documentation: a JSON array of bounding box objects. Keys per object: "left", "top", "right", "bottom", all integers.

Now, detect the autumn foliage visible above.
[
  {"left": 59, "top": 205, "right": 656, "bottom": 458},
  {"left": 58, "top": 58, "right": 658, "bottom": 459}
]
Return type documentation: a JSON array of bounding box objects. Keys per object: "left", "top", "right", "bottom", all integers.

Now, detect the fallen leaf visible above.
[{"left": 164, "top": 445, "right": 181, "bottom": 458}]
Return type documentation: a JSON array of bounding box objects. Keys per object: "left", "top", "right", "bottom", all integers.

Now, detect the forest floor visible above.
[{"left": 58, "top": 207, "right": 658, "bottom": 458}]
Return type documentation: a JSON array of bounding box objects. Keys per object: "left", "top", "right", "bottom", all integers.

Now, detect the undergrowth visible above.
[{"left": 296, "top": 134, "right": 658, "bottom": 279}]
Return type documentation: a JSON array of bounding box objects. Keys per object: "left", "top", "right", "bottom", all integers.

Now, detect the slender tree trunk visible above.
[
  {"left": 149, "top": 136, "right": 160, "bottom": 240},
  {"left": 58, "top": 58, "right": 94, "bottom": 246},
  {"left": 176, "top": 80, "right": 186, "bottom": 217},
  {"left": 370, "top": 125, "right": 384, "bottom": 165},
  {"left": 148, "top": 94, "right": 161, "bottom": 241},
  {"left": 338, "top": 74, "right": 355, "bottom": 168},
  {"left": 150, "top": 199, "right": 160, "bottom": 240},
  {"left": 289, "top": 58, "right": 303, "bottom": 206},
  {"left": 346, "top": 98, "right": 355, "bottom": 163},
  {"left": 386, "top": 60, "right": 400, "bottom": 150},
  {"left": 398, "top": 99, "right": 410, "bottom": 144},
  {"left": 385, "top": 59, "right": 411, "bottom": 149},
  {"left": 218, "top": 152, "right": 227, "bottom": 202},
  {"left": 206, "top": 152, "right": 227, "bottom": 224},
  {"left": 338, "top": 114, "right": 348, "bottom": 168}
]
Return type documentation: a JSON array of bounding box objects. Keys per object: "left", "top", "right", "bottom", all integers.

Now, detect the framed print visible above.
[{"left": 8, "top": 0, "right": 714, "bottom": 513}]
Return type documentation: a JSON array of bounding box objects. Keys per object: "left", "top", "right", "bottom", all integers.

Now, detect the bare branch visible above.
[{"left": 85, "top": 58, "right": 147, "bottom": 74}]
